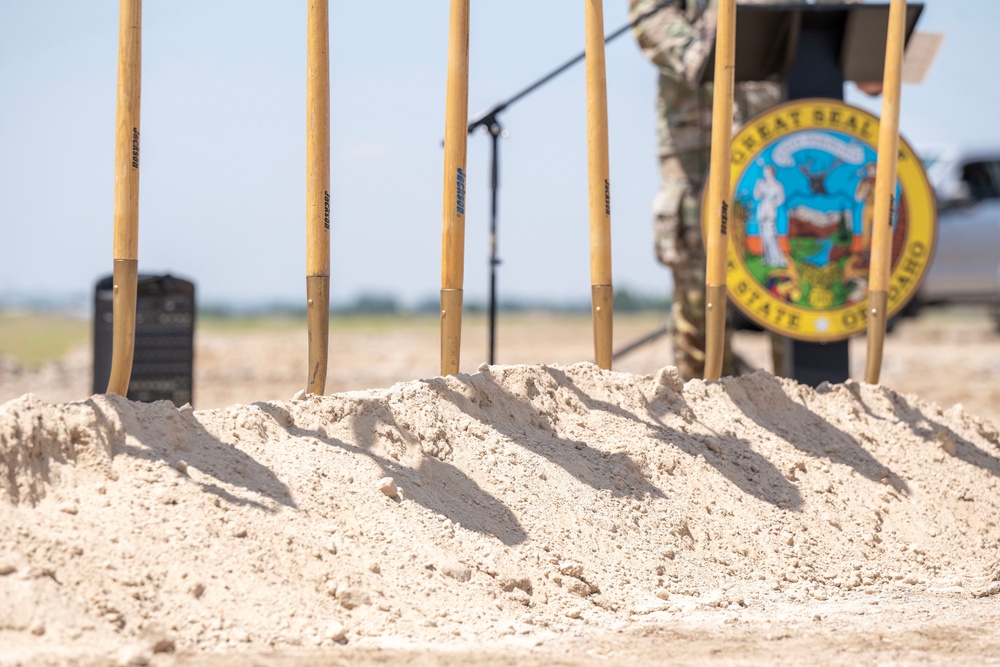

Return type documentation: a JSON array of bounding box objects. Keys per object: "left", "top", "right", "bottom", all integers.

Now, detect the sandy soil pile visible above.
[{"left": 1, "top": 362, "right": 999, "bottom": 665}]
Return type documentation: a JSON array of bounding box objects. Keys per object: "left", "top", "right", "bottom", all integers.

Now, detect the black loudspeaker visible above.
[{"left": 93, "top": 274, "right": 195, "bottom": 406}]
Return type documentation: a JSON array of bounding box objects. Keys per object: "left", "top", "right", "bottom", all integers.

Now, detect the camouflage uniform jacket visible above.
[{"left": 629, "top": 0, "right": 853, "bottom": 167}]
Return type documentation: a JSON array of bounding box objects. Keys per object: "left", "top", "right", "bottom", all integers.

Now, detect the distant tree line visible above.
[{"left": 196, "top": 287, "right": 670, "bottom": 318}]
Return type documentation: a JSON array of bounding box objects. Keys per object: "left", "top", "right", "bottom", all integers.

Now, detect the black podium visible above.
[
  {"left": 701, "top": 3, "right": 923, "bottom": 386},
  {"left": 93, "top": 274, "right": 195, "bottom": 406}
]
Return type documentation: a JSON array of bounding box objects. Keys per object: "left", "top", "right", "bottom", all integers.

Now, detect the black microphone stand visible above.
[{"left": 463, "top": 0, "right": 677, "bottom": 365}]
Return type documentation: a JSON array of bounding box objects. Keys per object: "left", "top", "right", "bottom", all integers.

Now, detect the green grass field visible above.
[
  {"left": 197, "top": 312, "right": 443, "bottom": 334},
  {"left": 0, "top": 313, "right": 90, "bottom": 367},
  {"left": 0, "top": 311, "right": 545, "bottom": 368}
]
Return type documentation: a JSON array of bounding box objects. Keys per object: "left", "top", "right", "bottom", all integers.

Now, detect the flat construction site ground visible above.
[{"left": 1, "top": 308, "right": 999, "bottom": 666}]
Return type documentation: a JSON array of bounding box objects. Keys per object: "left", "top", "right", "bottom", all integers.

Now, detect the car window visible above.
[{"left": 961, "top": 161, "right": 1000, "bottom": 201}]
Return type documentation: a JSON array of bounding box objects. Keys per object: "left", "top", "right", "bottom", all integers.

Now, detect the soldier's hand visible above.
[{"left": 856, "top": 81, "right": 884, "bottom": 96}]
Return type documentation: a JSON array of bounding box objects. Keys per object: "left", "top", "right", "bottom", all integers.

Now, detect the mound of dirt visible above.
[{"left": 1, "top": 363, "right": 999, "bottom": 664}]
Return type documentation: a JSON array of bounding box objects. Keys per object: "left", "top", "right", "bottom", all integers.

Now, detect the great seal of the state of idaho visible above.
[{"left": 709, "top": 98, "right": 937, "bottom": 342}]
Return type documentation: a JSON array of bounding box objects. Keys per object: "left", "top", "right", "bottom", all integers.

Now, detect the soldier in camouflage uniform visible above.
[{"left": 629, "top": 0, "right": 859, "bottom": 380}]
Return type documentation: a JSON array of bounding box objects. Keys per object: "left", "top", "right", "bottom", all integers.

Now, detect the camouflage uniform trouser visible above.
[{"left": 654, "top": 156, "right": 746, "bottom": 380}]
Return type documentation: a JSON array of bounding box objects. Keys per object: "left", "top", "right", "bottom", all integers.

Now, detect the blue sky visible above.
[{"left": 0, "top": 1, "right": 994, "bottom": 308}]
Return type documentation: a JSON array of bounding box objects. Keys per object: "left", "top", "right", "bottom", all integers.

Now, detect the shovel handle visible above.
[
  {"left": 440, "top": 0, "right": 470, "bottom": 375},
  {"left": 107, "top": 0, "right": 142, "bottom": 396},
  {"left": 865, "top": 0, "right": 906, "bottom": 385},
  {"left": 306, "top": 0, "right": 330, "bottom": 394},
  {"left": 585, "top": 0, "right": 613, "bottom": 370},
  {"left": 704, "top": 0, "right": 736, "bottom": 381}
]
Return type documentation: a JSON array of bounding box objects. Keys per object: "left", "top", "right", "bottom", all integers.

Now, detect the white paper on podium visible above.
[{"left": 902, "top": 32, "right": 944, "bottom": 84}]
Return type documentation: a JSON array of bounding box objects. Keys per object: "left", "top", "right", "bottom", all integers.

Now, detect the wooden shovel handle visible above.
[
  {"left": 440, "top": 0, "right": 470, "bottom": 375},
  {"left": 585, "top": 0, "right": 613, "bottom": 370},
  {"left": 703, "top": 0, "right": 736, "bottom": 381},
  {"left": 107, "top": 0, "right": 142, "bottom": 396},
  {"left": 306, "top": 0, "right": 330, "bottom": 394},
  {"left": 865, "top": 0, "right": 906, "bottom": 385}
]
